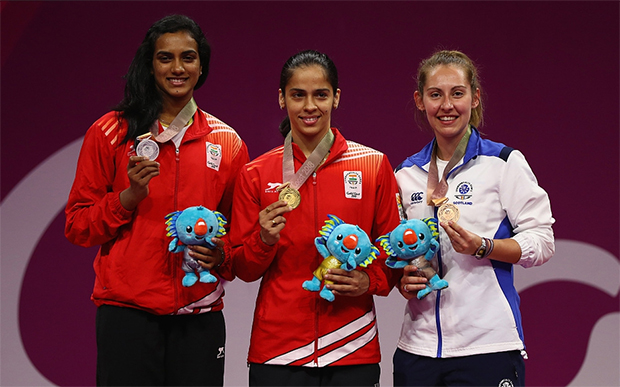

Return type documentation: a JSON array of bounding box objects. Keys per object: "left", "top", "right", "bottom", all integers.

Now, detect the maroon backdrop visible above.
[{"left": 2, "top": 1, "right": 618, "bottom": 386}]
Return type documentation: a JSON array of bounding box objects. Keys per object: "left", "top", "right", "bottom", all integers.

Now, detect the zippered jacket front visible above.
[
  {"left": 394, "top": 127, "right": 555, "bottom": 358},
  {"left": 65, "top": 109, "right": 249, "bottom": 315},
  {"left": 231, "top": 128, "right": 402, "bottom": 367}
]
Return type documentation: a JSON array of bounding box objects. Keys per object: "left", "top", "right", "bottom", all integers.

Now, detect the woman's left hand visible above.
[
  {"left": 188, "top": 237, "right": 225, "bottom": 270},
  {"left": 440, "top": 221, "right": 481, "bottom": 256},
  {"left": 324, "top": 269, "right": 369, "bottom": 297}
]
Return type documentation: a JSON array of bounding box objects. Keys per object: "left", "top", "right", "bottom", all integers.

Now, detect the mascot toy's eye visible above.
[
  {"left": 186, "top": 226, "right": 193, "bottom": 233},
  {"left": 337, "top": 234, "right": 343, "bottom": 241},
  {"left": 398, "top": 241, "right": 404, "bottom": 248},
  {"left": 209, "top": 226, "right": 213, "bottom": 233},
  {"left": 355, "top": 247, "right": 361, "bottom": 254},
  {"left": 419, "top": 233, "right": 425, "bottom": 240}
]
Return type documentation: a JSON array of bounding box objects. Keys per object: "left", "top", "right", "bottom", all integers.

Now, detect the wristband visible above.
[
  {"left": 473, "top": 237, "right": 487, "bottom": 259},
  {"left": 484, "top": 238, "right": 495, "bottom": 258}
]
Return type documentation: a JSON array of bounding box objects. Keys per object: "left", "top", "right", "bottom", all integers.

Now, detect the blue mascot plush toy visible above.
[
  {"left": 165, "top": 205, "right": 227, "bottom": 287},
  {"left": 377, "top": 218, "right": 448, "bottom": 300},
  {"left": 303, "top": 214, "right": 380, "bottom": 302}
]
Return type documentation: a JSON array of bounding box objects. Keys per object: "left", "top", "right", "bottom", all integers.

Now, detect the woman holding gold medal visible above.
[
  {"left": 230, "top": 50, "right": 410, "bottom": 386},
  {"left": 65, "top": 15, "right": 249, "bottom": 386},
  {"left": 392, "top": 50, "right": 555, "bottom": 386}
]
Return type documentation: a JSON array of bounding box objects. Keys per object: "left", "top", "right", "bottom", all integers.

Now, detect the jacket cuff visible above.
[
  {"left": 252, "top": 230, "right": 279, "bottom": 255},
  {"left": 111, "top": 192, "right": 135, "bottom": 220},
  {"left": 216, "top": 240, "right": 235, "bottom": 281}
]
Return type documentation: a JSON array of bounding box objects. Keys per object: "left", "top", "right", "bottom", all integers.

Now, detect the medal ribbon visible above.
[
  {"left": 149, "top": 98, "right": 198, "bottom": 143},
  {"left": 427, "top": 127, "right": 471, "bottom": 206},
  {"left": 282, "top": 129, "right": 335, "bottom": 190}
]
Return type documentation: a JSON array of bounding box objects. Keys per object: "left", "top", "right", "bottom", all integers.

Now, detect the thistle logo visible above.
[
  {"left": 344, "top": 171, "right": 362, "bottom": 199},
  {"left": 455, "top": 181, "right": 473, "bottom": 200},
  {"left": 206, "top": 142, "right": 222, "bottom": 171}
]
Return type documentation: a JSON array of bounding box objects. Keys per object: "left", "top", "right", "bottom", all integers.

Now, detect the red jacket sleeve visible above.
[
  {"left": 229, "top": 164, "right": 279, "bottom": 282},
  {"left": 64, "top": 117, "right": 135, "bottom": 248},
  {"left": 364, "top": 154, "right": 403, "bottom": 296},
  {"left": 214, "top": 140, "right": 250, "bottom": 281}
]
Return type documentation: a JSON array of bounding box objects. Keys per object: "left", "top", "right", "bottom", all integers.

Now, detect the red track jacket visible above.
[
  {"left": 65, "top": 109, "right": 249, "bottom": 315},
  {"left": 231, "top": 128, "right": 402, "bottom": 366}
]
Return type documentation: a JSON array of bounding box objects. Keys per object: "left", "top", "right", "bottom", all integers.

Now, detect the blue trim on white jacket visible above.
[
  {"left": 395, "top": 128, "right": 513, "bottom": 175},
  {"left": 394, "top": 127, "right": 554, "bottom": 358}
]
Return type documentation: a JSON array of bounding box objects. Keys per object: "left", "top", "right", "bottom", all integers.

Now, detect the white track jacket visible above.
[{"left": 394, "top": 127, "right": 555, "bottom": 358}]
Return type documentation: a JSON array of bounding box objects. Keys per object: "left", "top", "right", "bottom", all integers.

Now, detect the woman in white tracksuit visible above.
[{"left": 393, "top": 50, "right": 555, "bottom": 387}]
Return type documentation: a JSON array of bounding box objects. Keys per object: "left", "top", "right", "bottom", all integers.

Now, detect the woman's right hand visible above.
[
  {"left": 120, "top": 156, "right": 160, "bottom": 210},
  {"left": 398, "top": 265, "right": 429, "bottom": 300},
  {"left": 259, "top": 200, "right": 292, "bottom": 246}
]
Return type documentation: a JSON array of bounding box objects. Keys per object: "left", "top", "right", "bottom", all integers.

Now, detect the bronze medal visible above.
[
  {"left": 278, "top": 186, "right": 301, "bottom": 209},
  {"left": 437, "top": 202, "right": 460, "bottom": 223}
]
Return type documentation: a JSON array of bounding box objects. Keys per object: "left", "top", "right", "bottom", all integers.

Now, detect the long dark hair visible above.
[
  {"left": 115, "top": 14, "right": 211, "bottom": 144},
  {"left": 278, "top": 50, "right": 339, "bottom": 137}
]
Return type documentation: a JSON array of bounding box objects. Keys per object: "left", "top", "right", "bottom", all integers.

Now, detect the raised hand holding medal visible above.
[
  {"left": 277, "top": 183, "right": 301, "bottom": 209},
  {"left": 135, "top": 133, "right": 160, "bottom": 161}
]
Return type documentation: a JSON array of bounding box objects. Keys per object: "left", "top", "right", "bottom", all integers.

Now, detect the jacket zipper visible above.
[
  {"left": 173, "top": 147, "right": 181, "bottom": 314},
  {"left": 434, "top": 205, "right": 444, "bottom": 357},
  {"left": 312, "top": 172, "right": 320, "bottom": 366}
]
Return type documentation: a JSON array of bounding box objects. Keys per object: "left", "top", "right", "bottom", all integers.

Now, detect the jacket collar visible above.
[
  {"left": 406, "top": 126, "right": 482, "bottom": 173},
  {"left": 180, "top": 109, "right": 213, "bottom": 141},
  {"left": 290, "top": 128, "right": 348, "bottom": 167}
]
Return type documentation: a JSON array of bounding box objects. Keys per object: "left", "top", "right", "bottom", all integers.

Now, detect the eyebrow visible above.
[
  {"left": 426, "top": 85, "right": 467, "bottom": 91},
  {"left": 288, "top": 87, "right": 331, "bottom": 93},
  {"left": 155, "top": 49, "right": 198, "bottom": 56}
]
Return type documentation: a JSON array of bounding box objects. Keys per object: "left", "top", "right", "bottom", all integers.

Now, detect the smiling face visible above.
[
  {"left": 414, "top": 64, "right": 480, "bottom": 144},
  {"left": 152, "top": 31, "right": 202, "bottom": 106},
  {"left": 279, "top": 65, "right": 340, "bottom": 146}
]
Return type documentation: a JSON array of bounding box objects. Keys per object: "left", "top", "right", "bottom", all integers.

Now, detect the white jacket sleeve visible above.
[{"left": 499, "top": 150, "right": 555, "bottom": 268}]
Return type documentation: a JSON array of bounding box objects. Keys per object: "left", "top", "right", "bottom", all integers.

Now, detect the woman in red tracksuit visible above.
[
  {"left": 230, "top": 50, "right": 412, "bottom": 386},
  {"left": 65, "top": 15, "right": 249, "bottom": 386}
]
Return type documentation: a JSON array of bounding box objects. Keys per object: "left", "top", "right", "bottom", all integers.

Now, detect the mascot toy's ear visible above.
[
  {"left": 359, "top": 245, "right": 380, "bottom": 268},
  {"left": 318, "top": 214, "right": 345, "bottom": 241},
  {"left": 214, "top": 211, "right": 228, "bottom": 237},
  {"left": 421, "top": 217, "right": 440, "bottom": 241},
  {"left": 165, "top": 210, "right": 183, "bottom": 252},
  {"left": 376, "top": 233, "right": 395, "bottom": 257}
]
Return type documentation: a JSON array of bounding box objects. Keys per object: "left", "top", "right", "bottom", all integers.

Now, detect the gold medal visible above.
[
  {"left": 278, "top": 185, "right": 301, "bottom": 209},
  {"left": 437, "top": 202, "right": 460, "bottom": 223}
]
